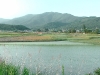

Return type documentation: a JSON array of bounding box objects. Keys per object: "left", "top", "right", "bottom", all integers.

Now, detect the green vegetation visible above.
[
  {"left": 1, "top": 61, "right": 100, "bottom": 75},
  {"left": 0, "top": 24, "right": 30, "bottom": 31},
  {"left": 0, "top": 62, "right": 20, "bottom": 75},
  {"left": 1, "top": 12, "right": 100, "bottom": 30},
  {"left": 0, "top": 32, "right": 100, "bottom": 44},
  {"left": 2, "top": 12, "right": 77, "bottom": 29},
  {"left": 86, "top": 68, "right": 100, "bottom": 75},
  {"left": 0, "top": 61, "right": 63, "bottom": 75},
  {"left": 42, "top": 22, "right": 67, "bottom": 29},
  {"left": 0, "top": 32, "right": 100, "bottom": 45},
  {"left": 62, "top": 65, "right": 64, "bottom": 75},
  {"left": 0, "top": 62, "right": 33, "bottom": 75}
]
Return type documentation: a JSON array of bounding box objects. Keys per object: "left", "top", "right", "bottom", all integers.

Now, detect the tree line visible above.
[{"left": 34, "top": 24, "right": 100, "bottom": 34}]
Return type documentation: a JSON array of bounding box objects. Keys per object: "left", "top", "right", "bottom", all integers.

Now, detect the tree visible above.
[
  {"left": 83, "top": 24, "right": 86, "bottom": 30},
  {"left": 68, "top": 29, "right": 76, "bottom": 33},
  {"left": 44, "top": 28, "right": 49, "bottom": 32},
  {"left": 37, "top": 29, "right": 42, "bottom": 32},
  {"left": 83, "top": 24, "right": 86, "bottom": 33},
  {"left": 95, "top": 27, "right": 99, "bottom": 34}
]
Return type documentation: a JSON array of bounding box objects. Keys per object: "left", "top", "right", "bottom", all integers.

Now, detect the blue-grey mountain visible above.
[{"left": 0, "top": 12, "right": 100, "bottom": 30}]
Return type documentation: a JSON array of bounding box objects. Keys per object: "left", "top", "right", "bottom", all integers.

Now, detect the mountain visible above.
[
  {"left": 2, "top": 14, "right": 34, "bottom": 26},
  {"left": 0, "top": 24, "right": 30, "bottom": 31},
  {"left": 2, "top": 12, "right": 81, "bottom": 29},
  {"left": 0, "top": 18, "right": 9, "bottom": 23},
  {"left": 66, "top": 17, "right": 100, "bottom": 29},
  {"left": 42, "top": 22, "right": 68, "bottom": 29},
  {"left": 1, "top": 12, "right": 100, "bottom": 30}
]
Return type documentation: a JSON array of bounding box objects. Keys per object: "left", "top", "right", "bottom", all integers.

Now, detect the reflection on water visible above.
[{"left": 0, "top": 41, "right": 100, "bottom": 75}]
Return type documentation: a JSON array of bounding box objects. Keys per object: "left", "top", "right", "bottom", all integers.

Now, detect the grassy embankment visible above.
[
  {"left": 67, "top": 33, "right": 100, "bottom": 45},
  {"left": 0, "top": 32, "right": 100, "bottom": 44},
  {"left": 0, "top": 32, "right": 68, "bottom": 42}
]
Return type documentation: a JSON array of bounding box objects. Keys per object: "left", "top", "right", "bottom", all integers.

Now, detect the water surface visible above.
[{"left": 0, "top": 41, "right": 99, "bottom": 75}]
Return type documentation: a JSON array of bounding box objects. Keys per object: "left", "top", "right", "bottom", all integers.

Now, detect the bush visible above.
[
  {"left": 0, "top": 62, "right": 30, "bottom": 75},
  {"left": 94, "top": 68, "right": 100, "bottom": 75},
  {"left": 86, "top": 68, "right": 100, "bottom": 75}
]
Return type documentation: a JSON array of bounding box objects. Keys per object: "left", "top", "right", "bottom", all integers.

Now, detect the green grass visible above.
[
  {"left": 0, "top": 62, "right": 37, "bottom": 75},
  {"left": 0, "top": 62, "right": 62, "bottom": 75},
  {"left": 0, "top": 62, "right": 20, "bottom": 75},
  {"left": 86, "top": 68, "right": 100, "bottom": 75},
  {"left": 0, "top": 32, "right": 100, "bottom": 45},
  {"left": 62, "top": 65, "right": 64, "bottom": 75},
  {"left": 2, "top": 61, "right": 100, "bottom": 75}
]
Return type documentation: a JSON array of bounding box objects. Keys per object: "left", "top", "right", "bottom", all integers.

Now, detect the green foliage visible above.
[
  {"left": 44, "top": 28, "right": 49, "bottom": 32},
  {"left": 0, "top": 24, "right": 30, "bottom": 31},
  {"left": 83, "top": 24, "right": 86, "bottom": 30},
  {"left": 2, "top": 12, "right": 77, "bottom": 29},
  {"left": 94, "top": 68, "right": 100, "bottom": 75},
  {"left": 42, "top": 22, "right": 67, "bottom": 29},
  {"left": 37, "top": 29, "right": 42, "bottom": 32},
  {"left": 94, "top": 28, "right": 100, "bottom": 34},
  {"left": 0, "top": 62, "right": 20, "bottom": 75},
  {"left": 62, "top": 65, "right": 64, "bottom": 75},
  {"left": 86, "top": 68, "right": 100, "bottom": 75},
  {"left": 0, "top": 62, "right": 41, "bottom": 75},
  {"left": 1, "top": 12, "right": 100, "bottom": 30},
  {"left": 68, "top": 29, "right": 76, "bottom": 33},
  {"left": 22, "top": 67, "right": 29, "bottom": 75}
]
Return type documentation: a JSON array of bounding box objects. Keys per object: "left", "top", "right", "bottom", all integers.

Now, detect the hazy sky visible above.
[{"left": 0, "top": 0, "right": 100, "bottom": 19}]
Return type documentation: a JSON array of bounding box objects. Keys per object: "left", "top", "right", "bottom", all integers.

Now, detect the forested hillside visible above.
[
  {"left": 0, "top": 24, "right": 30, "bottom": 31},
  {"left": 0, "top": 12, "right": 100, "bottom": 30},
  {"left": 2, "top": 12, "right": 81, "bottom": 29},
  {"left": 0, "top": 18, "right": 9, "bottom": 23}
]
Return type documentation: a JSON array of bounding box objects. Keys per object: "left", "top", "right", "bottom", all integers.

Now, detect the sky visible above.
[{"left": 0, "top": 0, "right": 100, "bottom": 19}]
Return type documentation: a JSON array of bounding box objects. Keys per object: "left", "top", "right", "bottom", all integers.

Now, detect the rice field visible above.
[{"left": 0, "top": 32, "right": 100, "bottom": 45}]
